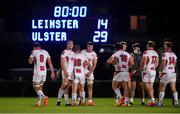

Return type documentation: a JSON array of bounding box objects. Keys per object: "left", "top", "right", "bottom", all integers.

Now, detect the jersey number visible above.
[
  {"left": 39, "top": 54, "right": 45, "bottom": 71},
  {"left": 151, "top": 56, "right": 157, "bottom": 64},
  {"left": 120, "top": 54, "right": 127, "bottom": 62},
  {"left": 65, "top": 56, "right": 69, "bottom": 62},
  {"left": 74, "top": 59, "right": 81, "bottom": 66},
  {"left": 169, "top": 57, "right": 175, "bottom": 65}
]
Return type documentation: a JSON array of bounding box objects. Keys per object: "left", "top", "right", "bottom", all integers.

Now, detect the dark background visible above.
[{"left": 0, "top": 0, "right": 180, "bottom": 97}]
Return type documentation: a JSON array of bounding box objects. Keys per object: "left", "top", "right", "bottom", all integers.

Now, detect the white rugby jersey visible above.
[
  {"left": 162, "top": 51, "right": 177, "bottom": 73},
  {"left": 61, "top": 49, "right": 74, "bottom": 73},
  {"left": 142, "top": 49, "right": 158, "bottom": 72},
  {"left": 73, "top": 52, "right": 88, "bottom": 76},
  {"left": 81, "top": 49, "right": 97, "bottom": 69},
  {"left": 30, "top": 49, "right": 50, "bottom": 76},
  {"left": 111, "top": 50, "right": 132, "bottom": 72}
]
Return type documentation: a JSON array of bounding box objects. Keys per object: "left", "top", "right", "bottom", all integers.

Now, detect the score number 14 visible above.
[{"left": 93, "top": 19, "right": 108, "bottom": 43}]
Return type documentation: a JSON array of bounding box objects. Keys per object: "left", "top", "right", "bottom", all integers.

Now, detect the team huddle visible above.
[
  {"left": 28, "top": 41, "right": 97, "bottom": 106},
  {"left": 28, "top": 38, "right": 178, "bottom": 108}
]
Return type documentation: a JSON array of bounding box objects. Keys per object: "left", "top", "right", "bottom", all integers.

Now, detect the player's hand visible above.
[
  {"left": 159, "top": 72, "right": 166, "bottom": 79},
  {"left": 116, "top": 65, "right": 121, "bottom": 71},
  {"left": 86, "top": 71, "right": 92, "bottom": 77},
  {"left": 51, "top": 72, "right": 55, "bottom": 80},
  {"left": 132, "top": 70, "right": 137, "bottom": 75},
  {"left": 64, "top": 71, "right": 69, "bottom": 77},
  {"left": 56, "top": 70, "right": 60, "bottom": 79}
]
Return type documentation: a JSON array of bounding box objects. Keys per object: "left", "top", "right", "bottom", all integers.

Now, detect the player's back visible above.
[
  {"left": 143, "top": 50, "right": 158, "bottom": 72},
  {"left": 162, "top": 52, "right": 177, "bottom": 73},
  {"left": 32, "top": 49, "right": 50, "bottom": 76},
  {"left": 114, "top": 50, "right": 131, "bottom": 72},
  {"left": 73, "top": 52, "right": 87, "bottom": 76}
]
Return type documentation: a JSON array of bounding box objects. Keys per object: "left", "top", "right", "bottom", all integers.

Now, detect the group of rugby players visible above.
[{"left": 28, "top": 38, "right": 178, "bottom": 107}]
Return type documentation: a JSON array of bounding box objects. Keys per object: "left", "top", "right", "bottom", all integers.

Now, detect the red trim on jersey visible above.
[
  {"left": 142, "top": 72, "right": 147, "bottom": 79},
  {"left": 148, "top": 47, "right": 154, "bottom": 50},
  {"left": 114, "top": 71, "right": 120, "bottom": 76},
  {"left": 75, "top": 69, "right": 81, "bottom": 73},
  {"left": 146, "top": 56, "right": 149, "bottom": 65},
  {"left": 40, "top": 66, "right": 45, "bottom": 71}
]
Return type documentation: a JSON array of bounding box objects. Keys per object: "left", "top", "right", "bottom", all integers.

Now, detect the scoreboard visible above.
[{"left": 31, "top": 1, "right": 111, "bottom": 43}]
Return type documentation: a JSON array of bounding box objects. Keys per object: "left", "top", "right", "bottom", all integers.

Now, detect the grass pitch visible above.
[{"left": 0, "top": 97, "right": 179, "bottom": 113}]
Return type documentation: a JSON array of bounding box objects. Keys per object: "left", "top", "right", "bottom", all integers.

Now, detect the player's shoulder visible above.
[
  {"left": 61, "top": 49, "right": 69, "bottom": 55},
  {"left": 123, "top": 50, "right": 131, "bottom": 55},
  {"left": 81, "top": 49, "right": 86, "bottom": 52}
]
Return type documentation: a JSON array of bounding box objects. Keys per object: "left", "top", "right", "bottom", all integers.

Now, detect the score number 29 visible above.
[
  {"left": 93, "top": 19, "right": 108, "bottom": 43},
  {"left": 93, "top": 31, "right": 108, "bottom": 42}
]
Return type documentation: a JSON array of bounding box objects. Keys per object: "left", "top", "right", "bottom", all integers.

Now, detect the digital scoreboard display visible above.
[{"left": 31, "top": 2, "right": 111, "bottom": 43}]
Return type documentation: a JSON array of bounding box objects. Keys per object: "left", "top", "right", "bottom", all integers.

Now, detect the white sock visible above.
[
  {"left": 151, "top": 97, "right": 155, "bottom": 101},
  {"left": 80, "top": 92, "right": 86, "bottom": 103},
  {"left": 78, "top": 96, "right": 81, "bottom": 102},
  {"left": 64, "top": 94, "right": 69, "bottom": 104},
  {"left": 173, "top": 92, "right": 178, "bottom": 105},
  {"left": 39, "top": 90, "right": 45, "bottom": 98},
  {"left": 124, "top": 97, "right": 129, "bottom": 104},
  {"left": 159, "top": 92, "right": 165, "bottom": 104},
  {"left": 141, "top": 98, "right": 145, "bottom": 103},
  {"left": 37, "top": 90, "right": 42, "bottom": 102},
  {"left": 72, "top": 93, "right": 77, "bottom": 104},
  {"left": 130, "top": 98, "right": 133, "bottom": 103},
  {"left": 114, "top": 88, "right": 122, "bottom": 98},
  {"left": 57, "top": 89, "right": 64, "bottom": 101}
]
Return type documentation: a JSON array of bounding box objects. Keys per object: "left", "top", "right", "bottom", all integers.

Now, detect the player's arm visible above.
[
  {"left": 47, "top": 57, "right": 55, "bottom": 80},
  {"left": 28, "top": 51, "right": 34, "bottom": 64},
  {"left": 155, "top": 56, "right": 159, "bottom": 69},
  {"left": 129, "top": 53, "right": 136, "bottom": 74},
  {"left": 128, "top": 57, "right": 134, "bottom": 68},
  {"left": 107, "top": 56, "right": 115, "bottom": 64},
  {"left": 60, "top": 56, "right": 68, "bottom": 77},
  {"left": 160, "top": 53, "right": 166, "bottom": 72},
  {"left": 159, "top": 57, "right": 167, "bottom": 79},
  {"left": 90, "top": 57, "right": 98, "bottom": 73},
  {"left": 84, "top": 60, "right": 91, "bottom": 70},
  {"left": 28, "top": 58, "right": 33, "bottom": 64},
  {"left": 140, "top": 56, "right": 146, "bottom": 71}
]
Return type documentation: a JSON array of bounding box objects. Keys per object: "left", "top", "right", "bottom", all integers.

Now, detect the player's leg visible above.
[
  {"left": 112, "top": 72, "right": 122, "bottom": 104},
  {"left": 137, "top": 73, "right": 145, "bottom": 105},
  {"left": 33, "top": 75, "right": 46, "bottom": 106},
  {"left": 121, "top": 81, "right": 130, "bottom": 106},
  {"left": 33, "top": 83, "right": 42, "bottom": 106},
  {"left": 64, "top": 80, "right": 72, "bottom": 105},
  {"left": 170, "top": 81, "right": 179, "bottom": 107},
  {"left": 138, "top": 82, "right": 145, "bottom": 105},
  {"left": 71, "top": 78, "right": 78, "bottom": 105},
  {"left": 79, "top": 83, "right": 86, "bottom": 105},
  {"left": 56, "top": 77, "right": 69, "bottom": 106},
  {"left": 87, "top": 79, "right": 96, "bottom": 105},
  {"left": 129, "top": 80, "right": 136, "bottom": 105},
  {"left": 158, "top": 82, "right": 167, "bottom": 106},
  {"left": 112, "top": 80, "right": 122, "bottom": 105}
]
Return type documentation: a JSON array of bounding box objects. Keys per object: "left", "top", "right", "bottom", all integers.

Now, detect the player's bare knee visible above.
[{"left": 33, "top": 84, "right": 41, "bottom": 91}]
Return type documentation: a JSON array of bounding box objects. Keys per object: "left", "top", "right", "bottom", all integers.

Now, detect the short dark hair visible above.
[
  {"left": 115, "top": 42, "right": 123, "bottom": 50},
  {"left": 67, "top": 40, "right": 73, "bottom": 44},
  {"left": 87, "top": 41, "right": 93, "bottom": 45},
  {"left": 33, "top": 42, "right": 41, "bottom": 47},
  {"left": 73, "top": 45, "right": 81, "bottom": 51},
  {"left": 163, "top": 37, "right": 171, "bottom": 43},
  {"left": 165, "top": 42, "right": 173, "bottom": 48},
  {"left": 147, "top": 41, "right": 155, "bottom": 48},
  {"left": 132, "top": 43, "right": 140, "bottom": 49},
  {"left": 119, "top": 41, "right": 127, "bottom": 45}
]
